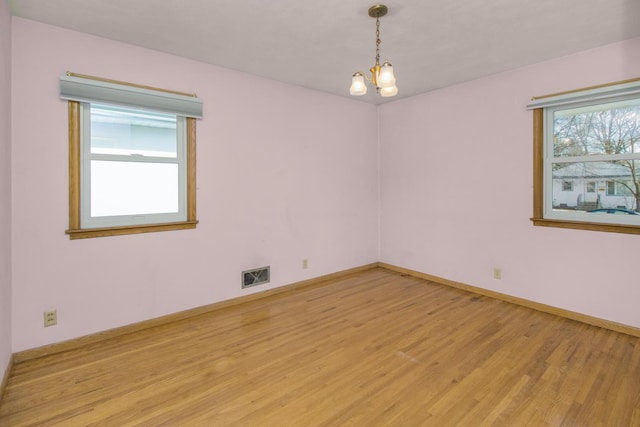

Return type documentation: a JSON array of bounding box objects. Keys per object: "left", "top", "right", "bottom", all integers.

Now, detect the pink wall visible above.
[
  {"left": 9, "top": 16, "right": 639, "bottom": 355},
  {"left": 379, "top": 37, "right": 640, "bottom": 328},
  {"left": 10, "top": 18, "right": 379, "bottom": 352},
  {"left": 0, "top": 1, "right": 13, "bottom": 378}
]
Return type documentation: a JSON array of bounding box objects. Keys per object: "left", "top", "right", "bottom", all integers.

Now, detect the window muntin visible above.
[
  {"left": 81, "top": 103, "right": 187, "bottom": 228},
  {"left": 542, "top": 95, "right": 640, "bottom": 228}
]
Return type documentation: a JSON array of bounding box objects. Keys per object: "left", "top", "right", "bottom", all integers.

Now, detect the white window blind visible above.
[
  {"left": 60, "top": 73, "right": 203, "bottom": 118},
  {"left": 527, "top": 79, "right": 640, "bottom": 110}
]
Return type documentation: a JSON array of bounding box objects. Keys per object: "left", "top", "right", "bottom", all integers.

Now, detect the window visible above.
[
  {"left": 606, "top": 181, "right": 633, "bottom": 196},
  {"left": 529, "top": 78, "right": 640, "bottom": 234},
  {"left": 61, "top": 73, "right": 202, "bottom": 239}
]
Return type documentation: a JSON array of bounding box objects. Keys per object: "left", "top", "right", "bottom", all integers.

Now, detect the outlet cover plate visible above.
[{"left": 44, "top": 310, "right": 57, "bottom": 327}]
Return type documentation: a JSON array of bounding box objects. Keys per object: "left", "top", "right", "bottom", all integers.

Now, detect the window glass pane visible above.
[
  {"left": 553, "top": 98, "right": 640, "bottom": 158},
  {"left": 90, "top": 161, "right": 179, "bottom": 217},
  {"left": 552, "top": 161, "right": 639, "bottom": 212},
  {"left": 90, "top": 104, "right": 177, "bottom": 157}
]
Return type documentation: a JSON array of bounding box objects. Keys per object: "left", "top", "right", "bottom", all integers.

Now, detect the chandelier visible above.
[{"left": 350, "top": 4, "right": 398, "bottom": 97}]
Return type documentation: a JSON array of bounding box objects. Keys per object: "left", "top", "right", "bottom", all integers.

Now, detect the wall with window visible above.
[
  {"left": 0, "top": 0, "right": 12, "bottom": 382},
  {"left": 379, "top": 36, "right": 640, "bottom": 328},
  {"left": 9, "top": 16, "right": 640, "bottom": 355},
  {"left": 10, "top": 18, "right": 379, "bottom": 352}
]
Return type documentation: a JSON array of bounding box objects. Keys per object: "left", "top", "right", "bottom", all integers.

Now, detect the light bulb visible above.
[
  {"left": 377, "top": 61, "right": 396, "bottom": 88},
  {"left": 380, "top": 84, "right": 398, "bottom": 97},
  {"left": 350, "top": 72, "right": 367, "bottom": 96}
]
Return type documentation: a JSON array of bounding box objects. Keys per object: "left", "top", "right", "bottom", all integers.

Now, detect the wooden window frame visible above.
[
  {"left": 66, "top": 101, "right": 197, "bottom": 239},
  {"left": 531, "top": 78, "right": 640, "bottom": 235}
]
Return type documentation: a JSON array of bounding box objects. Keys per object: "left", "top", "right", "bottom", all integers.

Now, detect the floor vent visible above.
[{"left": 242, "top": 266, "right": 270, "bottom": 288}]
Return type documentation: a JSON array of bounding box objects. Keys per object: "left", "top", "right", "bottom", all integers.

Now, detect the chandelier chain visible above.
[{"left": 375, "top": 18, "right": 381, "bottom": 66}]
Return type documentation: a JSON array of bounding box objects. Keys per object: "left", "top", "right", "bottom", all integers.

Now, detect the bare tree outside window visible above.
[{"left": 553, "top": 101, "right": 640, "bottom": 211}]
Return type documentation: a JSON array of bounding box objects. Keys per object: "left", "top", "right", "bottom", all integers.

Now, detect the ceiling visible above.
[{"left": 8, "top": 0, "right": 640, "bottom": 104}]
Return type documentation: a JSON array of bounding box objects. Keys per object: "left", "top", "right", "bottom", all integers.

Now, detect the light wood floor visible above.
[{"left": 1, "top": 268, "right": 640, "bottom": 426}]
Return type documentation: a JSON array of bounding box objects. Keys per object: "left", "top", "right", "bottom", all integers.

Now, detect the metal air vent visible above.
[{"left": 242, "top": 266, "right": 270, "bottom": 288}]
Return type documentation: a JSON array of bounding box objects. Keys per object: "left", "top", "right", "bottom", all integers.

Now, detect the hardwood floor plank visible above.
[{"left": 1, "top": 268, "right": 639, "bottom": 426}]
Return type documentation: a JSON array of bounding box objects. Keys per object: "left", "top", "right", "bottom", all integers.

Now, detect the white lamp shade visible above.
[
  {"left": 377, "top": 62, "right": 396, "bottom": 88},
  {"left": 380, "top": 84, "right": 398, "bottom": 97},
  {"left": 350, "top": 73, "right": 367, "bottom": 96}
]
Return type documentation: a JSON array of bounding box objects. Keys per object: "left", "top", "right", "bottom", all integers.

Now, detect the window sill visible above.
[
  {"left": 531, "top": 217, "right": 640, "bottom": 235},
  {"left": 66, "top": 220, "right": 198, "bottom": 240}
]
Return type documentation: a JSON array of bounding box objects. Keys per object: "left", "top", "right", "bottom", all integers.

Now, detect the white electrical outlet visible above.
[
  {"left": 302, "top": 259, "right": 308, "bottom": 269},
  {"left": 493, "top": 268, "right": 502, "bottom": 280},
  {"left": 44, "top": 310, "right": 57, "bottom": 327}
]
